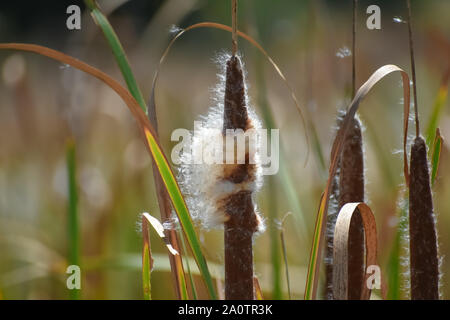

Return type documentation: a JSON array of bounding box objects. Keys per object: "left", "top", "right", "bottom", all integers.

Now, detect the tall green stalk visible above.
[{"left": 66, "top": 138, "right": 80, "bottom": 300}]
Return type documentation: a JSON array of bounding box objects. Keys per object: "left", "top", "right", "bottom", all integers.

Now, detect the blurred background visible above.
[{"left": 0, "top": 0, "right": 449, "bottom": 299}]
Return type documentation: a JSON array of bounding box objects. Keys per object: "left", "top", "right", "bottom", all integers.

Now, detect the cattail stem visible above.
[
  {"left": 406, "top": 0, "right": 420, "bottom": 137},
  {"left": 224, "top": 191, "right": 256, "bottom": 300},
  {"left": 231, "top": 0, "right": 238, "bottom": 56},
  {"left": 223, "top": 56, "right": 258, "bottom": 300},
  {"left": 352, "top": 0, "right": 357, "bottom": 98},
  {"left": 337, "top": 117, "right": 365, "bottom": 300},
  {"left": 409, "top": 136, "right": 439, "bottom": 299}
]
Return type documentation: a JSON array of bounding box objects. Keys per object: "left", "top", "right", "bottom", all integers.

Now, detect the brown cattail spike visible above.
[
  {"left": 409, "top": 136, "right": 439, "bottom": 299},
  {"left": 223, "top": 55, "right": 258, "bottom": 300},
  {"left": 223, "top": 56, "right": 249, "bottom": 132},
  {"left": 224, "top": 190, "right": 258, "bottom": 300},
  {"left": 338, "top": 116, "right": 365, "bottom": 300}
]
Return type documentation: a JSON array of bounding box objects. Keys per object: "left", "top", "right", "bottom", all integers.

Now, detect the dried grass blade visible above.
[
  {"left": 142, "top": 213, "right": 180, "bottom": 256},
  {"left": 332, "top": 202, "right": 378, "bottom": 300},
  {"left": 254, "top": 276, "right": 264, "bottom": 300}
]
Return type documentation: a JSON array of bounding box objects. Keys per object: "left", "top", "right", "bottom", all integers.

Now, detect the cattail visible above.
[
  {"left": 180, "top": 1, "right": 263, "bottom": 300},
  {"left": 222, "top": 55, "right": 261, "bottom": 300},
  {"left": 332, "top": 0, "right": 365, "bottom": 300},
  {"left": 406, "top": 0, "right": 440, "bottom": 300},
  {"left": 177, "top": 54, "right": 264, "bottom": 300},
  {"left": 409, "top": 136, "right": 439, "bottom": 299},
  {"left": 177, "top": 1, "right": 264, "bottom": 300},
  {"left": 338, "top": 116, "right": 365, "bottom": 300},
  {"left": 325, "top": 110, "right": 365, "bottom": 300}
]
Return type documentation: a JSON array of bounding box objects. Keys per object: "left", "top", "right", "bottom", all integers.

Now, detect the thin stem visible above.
[
  {"left": 407, "top": 0, "right": 420, "bottom": 137},
  {"left": 280, "top": 213, "right": 292, "bottom": 300},
  {"left": 232, "top": 0, "right": 238, "bottom": 56},
  {"left": 352, "top": 0, "right": 357, "bottom": 98}
]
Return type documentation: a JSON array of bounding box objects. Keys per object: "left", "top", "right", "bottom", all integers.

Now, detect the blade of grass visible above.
[
  {"left": 425, "top": 70, "right": 449, "bottom": 149},
  {"left": 141, "top": 214, "right": 153, "bottom": 300},
  {"left": 431, "top": 128, "right": 443, "bottom": 186},
  {"left": 66, "top": 137, "right": 80, "bottom": 300},
  {"left": 0, "top": 43, "right": 216, "bottom": 300},
  {"left": 304, "top": 65, "right": 411, "bottom": 300},
  {"left": 386, "top": 220, "right": 401, "bottom": 300},
  {"left": 280, "top": 213, "right": 292, "bottom": 300},
  {"left": 84, "top": 0, "right": 147, "bottom": 112},
  {"left": 386, "top": 192, "right": 409, "bottom": 300},
  {"left": 178, "top": 229, "right": 198, "bottom": 300}
]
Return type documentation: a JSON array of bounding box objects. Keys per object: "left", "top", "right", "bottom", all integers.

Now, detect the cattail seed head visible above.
[
  {"left": 222, "top": 55, "right": 261, "bottom": 300},
  {"left": 178, "top": 53, "right": 265, "bottom": 300},
  {"left": 223, "top": 56, "right": 250, "bottom": 132},
  {"left": 338, "top": 116, "right": 365, "bottom": 300},
  {"left": 409, "top": 136, "right": 439, "bottom": 300},
  {"left": 177, "top": 54, "right": 264, "bottom": 233},
  {"left": 326, "top": 111, "right": 366, "bottom": 300}
]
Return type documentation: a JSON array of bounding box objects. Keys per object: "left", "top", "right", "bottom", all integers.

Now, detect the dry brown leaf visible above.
[{"left": 332, "top": 202, "right": 378, "bottom": 300}]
